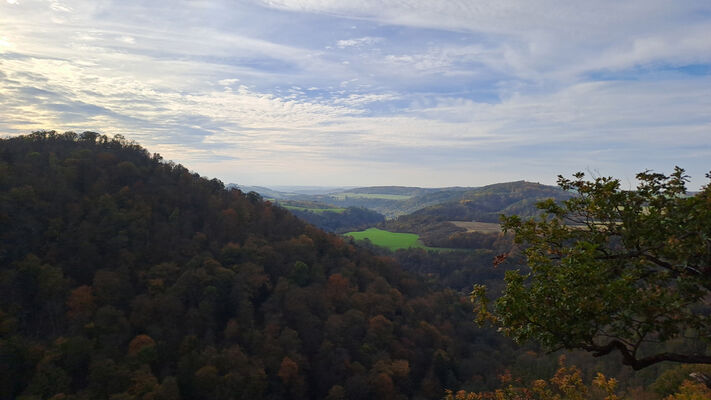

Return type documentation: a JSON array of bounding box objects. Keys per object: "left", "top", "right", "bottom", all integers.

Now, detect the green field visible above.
[
  {"left": 282, "top": 205, "right": 346, "bottom": 214},
  {"left": 344, "top": 228, "right": 438, "bottom": 251},
  {"left": 330, "top": 193, "right": 412, "bottom": 201}
]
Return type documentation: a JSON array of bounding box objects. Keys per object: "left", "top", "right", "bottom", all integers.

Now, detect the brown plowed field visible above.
[{"left": 449, "top": 221, "right": 501, "bottom": 233}]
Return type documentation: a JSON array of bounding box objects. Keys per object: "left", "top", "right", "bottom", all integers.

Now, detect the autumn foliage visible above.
[{"left": 0, "top": 131, "right": 516, "bottom": 399}]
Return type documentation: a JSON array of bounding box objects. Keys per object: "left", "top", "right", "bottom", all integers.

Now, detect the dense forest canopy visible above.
[
  {"left": 0, "top": 131, "right": 525, "bottom": 400},
  {"left": 281, "top": 203, "right": 385, "bottom": 234},
  {"left": 473, "top": 169, "right": 711, "bottom": 370},
  {"left": 3, "top": 131, "right": 708, "bottom": 399}
]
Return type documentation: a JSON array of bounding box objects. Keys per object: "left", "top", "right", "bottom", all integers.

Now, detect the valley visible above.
[
  {"left": 3, "top": 0, "right": 708, "bottom": 397},
  {"left": 234, "top": 181, "right": 568, "bottom": 252},
  {"left": 2, "top": 132, "right": 707, "bottom": 399}
]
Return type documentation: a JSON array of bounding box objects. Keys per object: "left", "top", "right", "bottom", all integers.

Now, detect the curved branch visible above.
[{"left": 584, "top": 340, "right": 711, "bottom": 370}]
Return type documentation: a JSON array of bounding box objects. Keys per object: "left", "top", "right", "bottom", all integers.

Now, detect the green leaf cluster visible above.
[{"left": 474, "top": 168, "right": 711, "bottom": 370}]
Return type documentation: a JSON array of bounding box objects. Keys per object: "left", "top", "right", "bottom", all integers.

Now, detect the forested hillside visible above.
[
  {"left": 285, "top": 205, "right": 385, "bottom": 233},
  {"left": 0, "top": 131, "right": 522, "bottom": 400},
  {"left": 402, "top": 181, "right": 572, "bottom": 223},
  {"left": 235, "top": 182, "right": 568, "bottom": 221},
  {"left": 376, "top": 182, "right": 571, "bottom": 248}
]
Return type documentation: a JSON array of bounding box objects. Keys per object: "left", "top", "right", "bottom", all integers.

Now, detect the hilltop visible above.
[
  {"left": 0, "top": 131, "right": 520, "bottom": 399},
  {"left": 396, "top": 180, "right": 571, "bottom": 224}
]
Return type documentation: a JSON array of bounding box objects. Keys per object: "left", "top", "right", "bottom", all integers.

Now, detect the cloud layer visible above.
[{"left": 1, "top": 0, "right": 710, "bottom": 188}]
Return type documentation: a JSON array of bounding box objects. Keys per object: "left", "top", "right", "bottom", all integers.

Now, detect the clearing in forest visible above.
[
  {"left": 344, "top": 228, "right": 432, "bottom": 251},
  {"left": 282, "top": 205, "right": 346, "bottom": 214}
]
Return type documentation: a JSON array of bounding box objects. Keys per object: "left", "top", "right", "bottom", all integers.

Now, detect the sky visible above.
[{"left": 1, "top": 0, "right": 710, "bottom": 189}]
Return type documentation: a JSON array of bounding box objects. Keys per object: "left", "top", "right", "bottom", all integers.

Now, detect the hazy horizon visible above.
[
  {"left": 234, "top": 180, "right": 546, "bottom": 191},
  {"left": 2, "top": 0, "right": 710, "bottom": 189}
]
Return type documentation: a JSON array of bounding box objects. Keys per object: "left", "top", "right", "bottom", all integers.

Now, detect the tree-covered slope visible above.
[
  {"left": 286, "top": 205, "right": 385, "bottom": 233},
  {"left": 0, "top": 131, "right": 518, "bottom": 400},
  {"left": 258, "top": 183, "right": 567, "bottom": 220},
  {"left": 406, "top": 181, "right": 572, "bottom": 223},
  {"left": 375, "top": 182, "right": 569, "bottom": 249}
]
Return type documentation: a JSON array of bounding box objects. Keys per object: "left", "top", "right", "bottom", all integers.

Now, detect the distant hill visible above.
[
  {"left": 226, "top": 184, "right": 296, "bottom": 199},
  {"left": 228, "top": 182, "right": 569, "bottom": 221},
  {"left": 227, "top": 185, "right": 357, "bottom": 198},
  {"left": 407, "top": 181, "right": 572, "bottom": 223},
  {"left": 381, "top": 181, "right": 572, "bottom": 248},
  {"left": 270, "top": 185, "right": 356, "bottom": 195},
  {"left": 236, "top": 185, "right": 477, "bottom": 218},
  {"left": 0, "top": 131, "right": 519, "bottom": 399},
  {"left": 383, "top": 187, "right": 475, "bottom": 216},
  {"left": 317, "top": 181, "right": 569, "bottom": 221},
  {"left": 338, "top": 186, "right": 434, "bottom": 196}
]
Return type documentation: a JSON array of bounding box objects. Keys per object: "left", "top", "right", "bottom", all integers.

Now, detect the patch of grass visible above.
[
  {"left": 283, "top": 205, "right": 346, "bottom": 214},
  {"left": 344, "top": 228, "right": 448, "bottom": 251},
  {"left": 331, "top": 193, "right": 412, "bottom": 201}
]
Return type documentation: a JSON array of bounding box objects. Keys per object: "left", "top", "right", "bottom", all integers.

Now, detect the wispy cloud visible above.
[
  {"left": 336, "top": 36, "right": 381, "bottom": 48},
  {"left": 1, "top": 0, "right": 710, "bottom": 187}
]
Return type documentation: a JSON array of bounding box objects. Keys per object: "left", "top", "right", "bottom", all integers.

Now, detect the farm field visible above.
[
  {"left": 449, "top": 221, "right": 502, "bottom": 233},
  {"left": 344, "top": 227, "right": 440, "bottom": 251},
  {"left": 330, "top": 193, "right": 412, "bottom": 200},
  {"left": 282, "top": 204, "right": 346, "bottom": 214}
]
